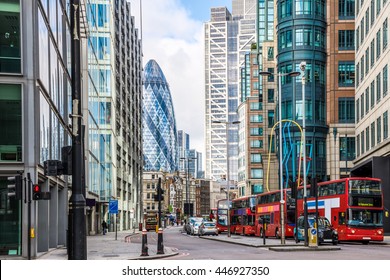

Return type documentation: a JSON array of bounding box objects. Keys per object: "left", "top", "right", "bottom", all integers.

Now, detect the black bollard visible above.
[
  {"left": 140, "top": 229, "right": 149, "bottom": 256},
  {"left": 157, "top": 228, "right": 164, "bottom": 254}
]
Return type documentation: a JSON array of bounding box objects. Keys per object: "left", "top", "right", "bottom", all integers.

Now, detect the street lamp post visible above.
[
  {"left": 212, "top": 120, "right": 240, "bottom": 238},
  {"left": 299, "top": 61, "right": 309, "bottom": 247},
  {"left": 180, "top": 156, "right": 196, "bottom": 217},
  {"left": 259, "top": 70, "right": 300, "bottom": 244}
]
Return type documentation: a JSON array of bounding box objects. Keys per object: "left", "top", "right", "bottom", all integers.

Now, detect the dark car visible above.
[{"left": 295, "top": 215, "right": 338, "bottom": 245}]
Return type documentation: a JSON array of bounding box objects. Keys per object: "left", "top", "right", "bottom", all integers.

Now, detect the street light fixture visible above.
[
  {"left": 180, "top": 156, "right": 197, "bottom": 217},
  {"left": 259, "top": 70, "right": 300, "bottom": 244},
  {"left": 212, "top": 120, "right": 240, "bottom": 238}
]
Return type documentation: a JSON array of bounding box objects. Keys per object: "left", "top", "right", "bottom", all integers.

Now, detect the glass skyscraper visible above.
[{"left": 143, "top": 59, "right": 178, "bottom": 172}]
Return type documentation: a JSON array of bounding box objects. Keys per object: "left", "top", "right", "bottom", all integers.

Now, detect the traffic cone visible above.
[
  {"left": 140, "top": 229, "right": 149, "bottom": 256},
  {"left": 157, "top": 228, "right": 164, "bottom": 254}
]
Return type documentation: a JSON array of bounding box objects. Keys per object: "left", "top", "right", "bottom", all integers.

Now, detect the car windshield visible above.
[{"left": 194, "top": 222, "right": 201, "bottom": 227}]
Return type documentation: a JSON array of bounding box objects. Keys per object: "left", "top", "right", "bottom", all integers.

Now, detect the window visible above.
[
  {"left": 376, "top": 29, "right": 381, "bottom": 59},
  {"left": 250, "top": 115, "right": 263, "bottom": 123},
  {"left": 279, "top": 30, "right": 293, "bottom": 49},
  {"left": 280, "top": 0, "right": 293, "bottom": 18},
  {"left": 268, "top": 110, "right": 275, "bottom": 128},
  {"left": 314, "top": 0, "right": 325, "bottom": 17},
  {"left": 377, "top": 0, "right": 381, "bottom": 14},
  {"left": 252, "top": 184, "right": 264, "bottom": 195},
  {"left": 360, "top": 56, "right": 365, "bottom": 81},
  {"left": 361, "top": 93, "right": 364, "bottom": 119},
  {"left": 384, "top": 19, "right": 388, "bottom": 50},
  {"left": 370, "top": 81, "right": 375, "bottom": 108},
  {"left": 338, "top": 97, "right": 355, "bottom": 123},
  {"left": 366, "top": 126, "right": 370, "bottom": 151},
  {"left": 267, "top": 68, "right": 274, "bottom": 82},
  {"left": 339, "top": 0, "right": 355, "bottom": 18},
  {"left": 365, "top": 48, "right": 370, "bottom": 74},
  {"left": 268, "top": 89, "right": 275, "bottom": 103},
  {"left": 251, "top": 169, "right": 263, "bottom": 179},
  {"left": 0, "top": 0, "right": 21, "bottom": 73},
  {"left": 0, "top": 84, "right": 22, "bottom": 162},
  {"left": 267, "top": 47, "right": 274, "bottom": 60},
  {"left": 361, "top": 130, "right": 365, "bottom": 154},
  {"left": 250, "top": 127, "right": 263, "bottom": 136},
  {"left": 340, "top": 137, "right": 356, "bottom": 161},
  {"left": 251, "top": 154, "right": 262, "bottom": 163},
  {"left": 361, "top": 18, "right": 365, "bottom": 42},
  {"left": 384, "top": 111, "right": 388, "bottom": 139},
  {"left": 250, "top": 140, "right": 263, "bottom": 148},
  {"left": 376, "top": 73, "right": 381, "bottom": 103},
  {"left": 296, "top": 0, "right": 312, "bottom": 15},
  {"left": 366, "top": 8, "right": 370, "bottom": 34},
  {"left": 338, "top": 30, "right": 355, "bottom": 50},
  {"left": 371, "top": 122, "right": 375, "bottom": 148},
  {"left": 371, "top": 0, "right": 375, "bottom": 26},
  {"left": 296, "top": 28, "right": 312, "bottom": 46},
  {"left": 377, "top": 117, "right": 382, "bottom": 144},
  {"left": 338, "top": 62, "right": 355, "bottom": 87},
  {"left": 384, "top": 65, "right": 388, "bottom": 96},
  {"left": 356, "top": 135, "right": 360, "bottom": 157},
  {"left": 356, "top": 98, "right": 360, "bottom": 122},
  {"left": 365, "top": 87, "right": 370, "bottom": 113}
]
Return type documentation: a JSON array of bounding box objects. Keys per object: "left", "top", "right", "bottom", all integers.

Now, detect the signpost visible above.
[{"left": 109, "top": 200, "right": 118, "bottom": 240}]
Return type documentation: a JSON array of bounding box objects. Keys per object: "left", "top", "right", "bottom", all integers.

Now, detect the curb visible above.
[
  {"left": 268, "top": 246, "right": 341, "bottom": 252},
  {"left": 199, "top": 236, "right": 302, "bottom": 248},
  {"left": 128, "top": 251, "right": 179, "bottom": 260}
]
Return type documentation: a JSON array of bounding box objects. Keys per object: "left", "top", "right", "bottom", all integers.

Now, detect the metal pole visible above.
[
  {"left": 226, "top": 123, "right": 231, "bottom": 238},
  {"left": 70, "top": 0, "right": 86, "bottom": 259},
  {"left": 302, "top": 63, "right": 308, "bottom": 247},
  {"left": 279, "top": 74, "right": 285, "bottom": 245}
]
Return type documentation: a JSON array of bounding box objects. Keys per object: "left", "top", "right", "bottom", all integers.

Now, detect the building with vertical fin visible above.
[{"left": 113, "top": 0, "right": 143, "bottom": 231}]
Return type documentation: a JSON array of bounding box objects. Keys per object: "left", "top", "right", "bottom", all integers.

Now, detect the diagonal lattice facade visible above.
[{"left": 143, "top": 60, "right": 178, "bottom": 172}]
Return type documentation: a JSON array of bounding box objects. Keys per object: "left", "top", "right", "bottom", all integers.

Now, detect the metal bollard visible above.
[
  {"left": 157, "top": 228, "right": 164, "bottom": 254},
  {"left": 140, "top": 229, "right": 149, "bottom": 256}
]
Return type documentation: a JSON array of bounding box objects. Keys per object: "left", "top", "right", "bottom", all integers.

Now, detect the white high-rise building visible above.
[{"left": 204, "top": 2, "right": 258, "bottom": 182}]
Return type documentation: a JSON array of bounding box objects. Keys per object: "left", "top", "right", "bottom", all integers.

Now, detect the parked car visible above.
[
  {"left": 295, "top": 215, "right": 338, "bottom": 245},
  {"left": 185, "top": 217, "right": 202, "bottom": 234},
  {"left": 190, "top": 221, "right": 202, "bottom": 235},
  {"left": 198, "top": 221, "right": 218, "bottom": 236}
]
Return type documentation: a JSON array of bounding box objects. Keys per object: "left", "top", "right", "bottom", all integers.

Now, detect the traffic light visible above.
[
  {"left": 7, "top": 175, "right": 22, "bottom": 200},
  {"left": 33, "top": 184, "right": 42, "bottom": 200},
  {"left": 154, "top": 186, "right": 165, "bottom": 201}
]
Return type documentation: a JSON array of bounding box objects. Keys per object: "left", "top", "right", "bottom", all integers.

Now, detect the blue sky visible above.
[
  {"left": 129, "top": 0, "right": 232, "bottom": 157},
  {"left": 180, "top": 0, "right": 232, "bottom": 21}
]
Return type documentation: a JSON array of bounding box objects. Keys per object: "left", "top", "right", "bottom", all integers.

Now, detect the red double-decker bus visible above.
[
  {"left": 296, "top": 177, "right": 384, "bottom": 244},
  {"left": 230, "top": 196, "right": 257, "bottom": 235},
  {"left": 254, "top": 189, "right": 296, "bottom": 238},
  {"left": 216, "top": 199, "right": 230, "bottom": 233}
]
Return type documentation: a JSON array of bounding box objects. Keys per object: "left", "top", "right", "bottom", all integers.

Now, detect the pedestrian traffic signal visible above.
[
  {"left": 33, "top": 184, "right": 42, "bottom": 200},
  {"left": 7, "top": 175, "right": 22, "bottom": 200}
]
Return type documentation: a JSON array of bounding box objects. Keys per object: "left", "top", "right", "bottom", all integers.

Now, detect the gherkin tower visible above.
[{"left": 143, "top": 59, "right": 178, "bottom": 172}]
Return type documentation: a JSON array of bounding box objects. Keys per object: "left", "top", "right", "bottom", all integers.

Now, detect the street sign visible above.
[{"left": 109, "top": 200, "right": 118, "bottom": 214}]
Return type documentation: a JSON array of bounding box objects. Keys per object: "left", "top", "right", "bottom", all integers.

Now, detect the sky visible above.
[{"left": 128, "top": 0, "right": 232, "bottom": 158}]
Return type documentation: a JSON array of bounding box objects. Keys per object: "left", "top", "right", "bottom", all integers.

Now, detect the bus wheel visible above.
[
  {"left": 362, "top": 240, "right": 369, "bottom": 245},
  {"left": 242, "top": 228, "right": 245, "bottom": 236},
  {"left": 275, "top": 228, "right": 280, "bottom": 239}
]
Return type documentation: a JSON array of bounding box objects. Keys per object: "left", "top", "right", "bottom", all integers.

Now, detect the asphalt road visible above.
[{"left": 130, "top": 226, "right": 390, "bottom": 260}]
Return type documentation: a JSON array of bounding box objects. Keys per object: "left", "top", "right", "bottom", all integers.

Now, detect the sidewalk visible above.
[
  {"left": 37, "top": 228, "right": 179, "bottom": 260},
  {"left": 199, "top": 232, "right": 390, "bottom": 251}
]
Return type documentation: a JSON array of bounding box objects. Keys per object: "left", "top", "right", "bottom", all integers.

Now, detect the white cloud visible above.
[{"left": 129, "top": 0, "right": 206, "bottom": 156}]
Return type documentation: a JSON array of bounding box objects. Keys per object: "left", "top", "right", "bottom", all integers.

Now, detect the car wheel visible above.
[
  {"left": 294, "top": 234, "right": 300, "bottom": 243},
  {"left": 332, "top": 239, "right": 338, "bottom": 245}
]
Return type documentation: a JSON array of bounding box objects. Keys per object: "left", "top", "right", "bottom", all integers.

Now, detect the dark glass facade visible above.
[{"left": 277, "top": 0, "right": 328, "bottom": 183}]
